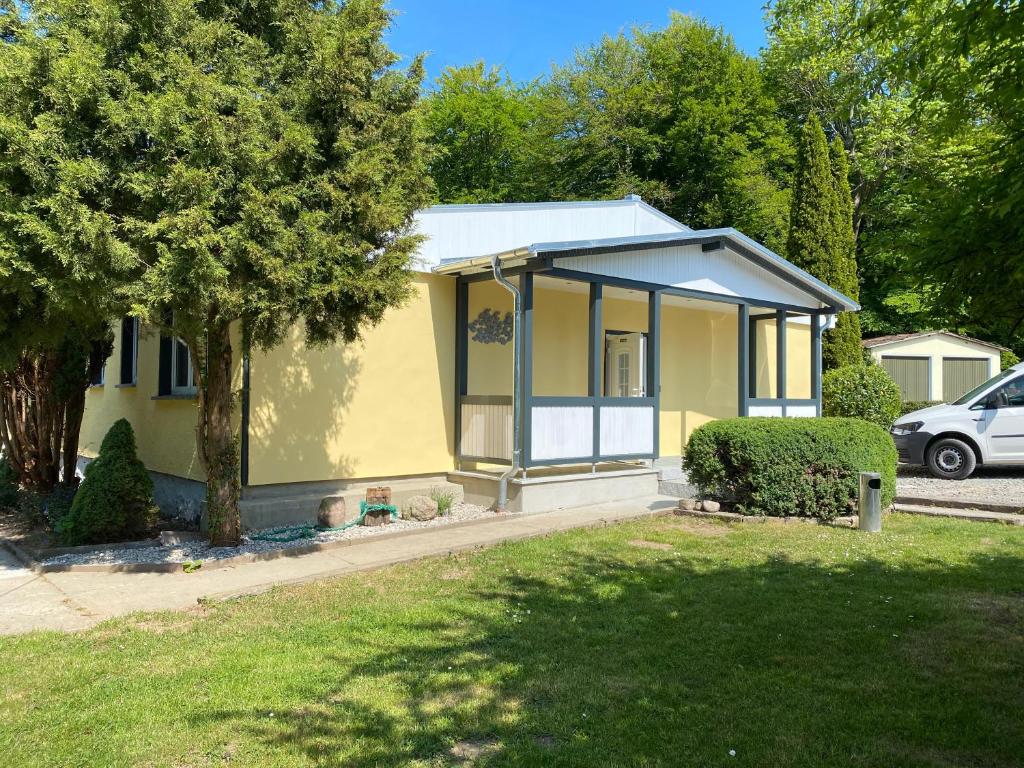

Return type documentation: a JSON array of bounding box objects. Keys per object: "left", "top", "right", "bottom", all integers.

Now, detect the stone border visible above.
[
  {"left": 674, "top": 507, "right": 859, "bottom": 528},
  {"left": 2, "top": 510, "right": 539, "bottom": 574},
  {"left": 894, "top": 495, "right": 1023, "bottom": 515}
]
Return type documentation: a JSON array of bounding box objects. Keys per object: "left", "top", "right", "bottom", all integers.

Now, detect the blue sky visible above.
[{"left": 385, "top": 1, "right": 770, "bottom": 86}]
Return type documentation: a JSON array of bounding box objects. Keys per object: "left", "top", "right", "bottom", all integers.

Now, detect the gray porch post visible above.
[
  {"left": 589, "top": 282, "right": 603, "bottom": 462},
  {"left": 811, "top": 312, "right": 822, "bottom": 416},
  {"left": 454, "top": 278, "right": 468, "bottom": 467},
  {"left": 776, "top": 309, "right": 787, "bottom": 416},
  {"left": 648, "top": 291, "right": 661, "bottom": 457},
  {"left": 520, "top": 271, "right": 534, "bottom": 468},
  {"left": 738, "top": 303, "right": 750, "bottom": 416},
  {"left": 748, "top": 314, "right": 758, "bottom": 399}
]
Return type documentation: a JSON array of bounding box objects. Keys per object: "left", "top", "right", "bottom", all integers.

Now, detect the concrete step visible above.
[
  {"left": 658, "top": 479, "right": 697, "bottom": 498},
  {"left": 236, "top": 480, "right": 464, "bottom": 531},
  {"left": 892, "top": 503, "right": 1024, "bottom": 526}
]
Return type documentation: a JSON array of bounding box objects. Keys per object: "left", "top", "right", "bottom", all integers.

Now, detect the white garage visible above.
[{"left": 863, "top": 331, "right": 1008, "bottom": 403}]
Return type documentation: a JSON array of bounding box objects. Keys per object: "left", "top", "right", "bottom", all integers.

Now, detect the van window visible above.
[
  {"left": 953, "top": 368, "right": 1017, "bottom": 405},
  {"left": 989, "top": 376, "right": 1024, "bottom": 408}
]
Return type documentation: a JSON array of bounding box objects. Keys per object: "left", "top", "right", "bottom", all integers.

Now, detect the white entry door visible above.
[{"left": 605, "top": 332, "right": 646, "bottom": 398}]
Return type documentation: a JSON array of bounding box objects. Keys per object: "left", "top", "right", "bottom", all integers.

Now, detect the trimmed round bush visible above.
[
  {"left": 683, "top": 417, "right": 897, "bottom": 520},
  {"left": 58, "top": 419, "right": 156, "bottom": 545},
  {"left": 822, "top": 364, "right": 902, "bottom": 430}
]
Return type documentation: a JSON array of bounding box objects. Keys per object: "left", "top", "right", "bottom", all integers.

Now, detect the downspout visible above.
[{"left": 492, "top": 255, "right": 522, "bottom": 513}]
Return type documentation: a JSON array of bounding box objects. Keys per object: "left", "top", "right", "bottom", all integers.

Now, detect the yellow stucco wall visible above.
[
  {"left": 867, "top": 335, "right": 999, "bottom": 401},
  {"left": 79, "top": 322, "right": 243, "bottom": 481},
  {"left": 248, "top": 272, "right": 456, "bottom": 484},
  {"left": 752, "top": 319, "right": 813, "bottom": 399}
]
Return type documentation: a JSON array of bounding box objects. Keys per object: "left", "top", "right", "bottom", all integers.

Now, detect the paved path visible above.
[
  {"left": 0, "top": 546, "right": 98, "bottom": 634},
  {"left": 0, "top": 496, "right": 678, "bottom": 636}
]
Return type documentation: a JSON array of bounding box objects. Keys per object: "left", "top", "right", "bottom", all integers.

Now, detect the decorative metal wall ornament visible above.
[{"left": 469, "top": 309, "right": 514, "bottom": 345}]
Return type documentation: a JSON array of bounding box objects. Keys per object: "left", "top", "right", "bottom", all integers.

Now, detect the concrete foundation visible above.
[
  {"left": 231, "top": 475, "right": 464, "bottom": 531},
  {"left": 449, "top": 464, "right": 660, "bottom": 514}
]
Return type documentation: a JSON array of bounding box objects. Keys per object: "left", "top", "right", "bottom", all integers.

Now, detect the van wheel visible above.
[{"left": 926, "top": 438, "right": 977, "bottom": 480}]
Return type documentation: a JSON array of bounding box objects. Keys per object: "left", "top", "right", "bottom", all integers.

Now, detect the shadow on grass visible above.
[{"left": 195, "top": 539, "right": 1024, "bottom": 767}]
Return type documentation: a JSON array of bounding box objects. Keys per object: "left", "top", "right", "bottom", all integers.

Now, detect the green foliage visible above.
[
  {"left": 1001, "top": 350, "right": 1020, "bottom": 371},
  {"left": 786, "top": 116, "right": 834, "bottom": 277},
  {"left": 683, "top": 417, "right": 897, "bottom": 520},
  {"left": 900, "top": 400, "right": 943, "bottom": 416},
  {"left": 0, "top": 456, "right": 19, "bottom": 509},
  {"left": 424, "top": 14, "right": 794, "bottom": 250},
  {"left": 822, "top": 364, "right": 903, "bottom": 430},
  {"left": 787, "top": 118, "right": 861, "bottom": 368},
  {"left": 425, "top": 64, "right": 541, "bottom": 204},
  {"left": 58, "top": 419, "right": 156, "bottom": 546},
  {"left": 429, "top": 486, "right": 457, "bottom": 516}
]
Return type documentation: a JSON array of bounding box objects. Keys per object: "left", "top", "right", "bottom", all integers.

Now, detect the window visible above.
[
  {"left": 171, "top": 337, "right": 196, "bottom": 394},
  {"left": 989, "top": 376, "right": 1024, "bottom": 409},
  {"left": 89, "top": 363, "right": 105, "bottom": 387},
  {"left": 120, "top": 317, "right": 139, "bottom": 385},
  {"left": 955, "top": 368, "right": 1017, "bottom": 405}
]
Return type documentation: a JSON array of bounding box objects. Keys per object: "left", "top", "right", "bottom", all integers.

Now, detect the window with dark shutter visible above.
[{"left": 119, "top": 317, "right": 139, "bottom": 385}]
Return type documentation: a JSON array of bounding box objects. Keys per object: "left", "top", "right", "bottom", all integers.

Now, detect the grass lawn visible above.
[{"left": 1, "top": 513, "right": 1022, "bottom": 767}]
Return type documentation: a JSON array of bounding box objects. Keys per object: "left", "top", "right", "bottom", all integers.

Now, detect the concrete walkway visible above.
[{"left": 0, "top": 496, "right": 678, "bottom": 635}]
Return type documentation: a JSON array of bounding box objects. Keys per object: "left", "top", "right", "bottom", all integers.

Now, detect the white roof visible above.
[
  {"left": 411, "top": 196, "right": 688, "bottom": 269},
  {"left": 434, "top": 226, "right": 860, "bottom": 313}
]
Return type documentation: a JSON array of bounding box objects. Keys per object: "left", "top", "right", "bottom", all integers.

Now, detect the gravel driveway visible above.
[{"left": 897, "top": 464, "right": 1024, "bottom": 506}]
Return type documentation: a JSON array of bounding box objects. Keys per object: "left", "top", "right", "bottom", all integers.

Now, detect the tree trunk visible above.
[
  {"left": 197, "top": 314, "right": 241, "bottom": 547},
  {"left": 0, "top": 352, "right": 64, "bottom": 492}
]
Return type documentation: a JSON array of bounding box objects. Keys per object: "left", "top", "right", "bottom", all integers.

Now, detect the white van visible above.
[{"left": 893, "top": 361, "right": 1024, "bottom": 479}]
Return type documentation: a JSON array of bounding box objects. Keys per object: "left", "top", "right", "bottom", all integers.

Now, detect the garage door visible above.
[
  {"left": 942, "top": 358, "right": 990, "bottom": 401},
  {"left": 880, "top": 356, "right": 930, "bottom": 401}
]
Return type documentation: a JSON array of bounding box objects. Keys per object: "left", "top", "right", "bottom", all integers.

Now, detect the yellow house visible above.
[{"left": 80, "top": 197, "right": 859, "bottom": 524}]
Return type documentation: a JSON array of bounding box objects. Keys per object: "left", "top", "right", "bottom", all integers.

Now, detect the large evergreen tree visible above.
[
  {"left": 826, "top": 136, "right": 862, "bottom": 367},
  {"left": 124, "top": 0, "right": 432, "bottom": 545},
  {"left": 0, "top": 0, "right": 130, "bottom": 491},
  {"left": 3, "top": 0, "right": 432, "bottom": 545},
  {"left": 786, "top": 116, "right": 835, "bottom": 279},
  {"left": 786, "top": 116, "right": 860, "bottom": 368}
]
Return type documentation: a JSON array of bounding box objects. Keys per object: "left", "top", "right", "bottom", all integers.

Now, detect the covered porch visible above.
[{"left": 436, "top": 229, "right": 853, "bottom": 509}]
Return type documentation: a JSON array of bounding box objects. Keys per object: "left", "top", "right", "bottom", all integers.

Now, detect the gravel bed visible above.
[
  {"left": 897, "top": 464, "right": 1024, "bottom": 505},
  {"left": 41, "top": 502, "right": 494, "bottom": 567}
]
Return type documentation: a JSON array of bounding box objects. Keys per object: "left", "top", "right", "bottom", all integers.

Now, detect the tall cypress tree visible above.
[
  {"left": 786, "top": 115, "right": 835, "bottom": 279},
  {"left": 826, "top": 137, "right": 863, "bottom": 368},
  {"left": 786, "top": 116, "right": 861, "bottom": 369}
]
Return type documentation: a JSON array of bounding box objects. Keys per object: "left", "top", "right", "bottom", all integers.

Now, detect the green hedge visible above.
[
  {"left": 822, "top": 364, "right": 902, "bottom": 430},
  {"left": 683, "top": 417, "right": 897, "bottom": 520}
]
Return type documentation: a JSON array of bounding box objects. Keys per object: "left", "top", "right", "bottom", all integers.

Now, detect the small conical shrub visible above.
[{"left": 58, "top": 419, "right": 156, "bottom": 545}]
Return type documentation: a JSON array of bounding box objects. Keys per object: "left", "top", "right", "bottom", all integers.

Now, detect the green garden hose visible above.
[{"left": 247, "top": 502, "right": 398, "bottom": 543}]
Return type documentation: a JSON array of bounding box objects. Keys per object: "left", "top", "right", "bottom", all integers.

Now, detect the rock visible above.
[
  {"left": 676, "top": 498, "right": 697, "bottom": 513},
  {"left": 405, "top": 495, "right": 438, "bottom": 522},
  {"left": 701, "top": 499, "right": 721, "bottom": 513},
  {"left": 317, "top": 495, "right": 348, "bottom": 528},
  {"left": 159, "top": 530, "right": 205, "bottom": 546}
]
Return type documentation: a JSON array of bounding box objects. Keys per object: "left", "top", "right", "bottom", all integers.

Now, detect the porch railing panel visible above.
[
  {"left": 528, "top": 396, "right": 656, "bottom": 466},
  {"left": 530, "top": 406, "right": 593, "bottom": 462},
  {"left": 748, "top": 398, "right": 818, "bottom": 418},
  {"left": 599, "top": 405, "right": 655, "bottom": 456},
  {"left": 460, "top": 396, "right": 513, "bottom": 463}
]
